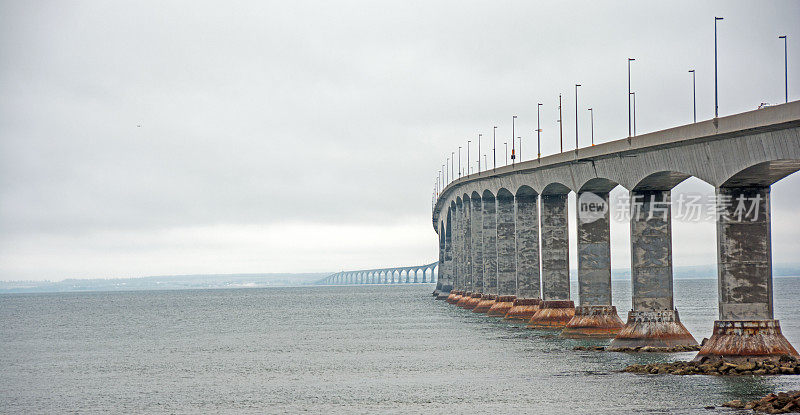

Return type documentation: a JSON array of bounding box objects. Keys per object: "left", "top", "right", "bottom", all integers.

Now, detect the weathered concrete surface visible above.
[
  {"left": 473, "top": 294, "right": 496, "bottom": 313},
  {"left": 463, "top": 292, "right": 482, "bottom": 310},
  {"left": 630, "top": 190, "right": 674, "bottom": 311},
  {"left": 505, "top": 298, "right": 541, "bottom": 320},
  {"left": 487, "top": 295, "right": 515, "bottom": 317},
  {"left": 462, "top": 195, "right": 473, "bottom": 295},
  {"left": 470, "top": 194, "right": 484, "bottom": 295},
  {"left": 563, "top": 190, "right": 623, "bottom": 337},
  {"left": 541, "top": 194, "right": 570, "bottom": 301},
  {"left": 482, "top": 192, "right": 498, "bottom": 296},
  {"left": 694, "top": 320, "right": 799, "bottom": 363},
  {"left": 576, "top": 191, "right": 612, "bottom": 306},
  {"left": 610, "top": 190, "right": 697, "bottom": 348},
  {"left": 695, "top": 186, "right": 798, "bottom": 362},
  {"left": 515, "top": 187, "right": 540, "bottom": 300},
  {"left": 496, "top": 190, "right": 516, "bottom": 297},
  {"left": 527, "top": 300, "right": 575, "bottom": 329},
  {"left": 716, "top": 186, "right": 772, "bottom": 320},
  {"left": 610, "top": 310, "right": 699, "bottom": 349},
  {"left": 561, "top": 306, "right": 624, "bottom": 338},
  {"left": 438, "top": 208, "right": 454, "bottom": 300}
]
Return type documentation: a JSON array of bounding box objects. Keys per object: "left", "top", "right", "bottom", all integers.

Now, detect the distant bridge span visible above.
[{"left": 317, "top": 262, "right": 438, "bottom": 285}]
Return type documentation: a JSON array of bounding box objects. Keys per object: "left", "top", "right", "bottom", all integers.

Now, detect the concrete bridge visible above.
[
  {"left": 317, "top": 262, "right": 438, "bottom": 285},
  {"left": 433, "top": 101, "right": 800, "bottom": 363}
]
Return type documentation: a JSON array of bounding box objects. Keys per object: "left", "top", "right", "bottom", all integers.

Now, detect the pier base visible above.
[
  {"left": 560, "top": 305, "right": 624, "bottom": 338},
  {"left": 527, "top": 300, "right": 575, "bottom": 329},
  {"left": 473, "top": 294, "right": 496, "bottom": 313},
  {"left": 436, "top": 286, "right": 452, "bottom": 300},
  {"left": 487, "top": 295, "right": 515, "bottom": 316},
  {"left": 609, "top": 309, "right": 698, "bottom": 350},
  {"left": 446, "top": 290, "right": 462, "bottom": 304},
  {"left": 463, "top": 293, "right": 482, "bottom": 310},
  {"left": 505, "top": 298, "right": 541, "bottom": 320},
  {"left": 693, "top": 320, "right": 799, "bottom": 363},
  {"left": 456, "top": 291, "right": 472, "bottom": 307}
]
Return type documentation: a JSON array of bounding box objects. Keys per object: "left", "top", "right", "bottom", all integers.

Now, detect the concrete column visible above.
[
  {"left": 528, "top": 193, "right": 574, "bottom": 328},
  {"left": 610, "top": 190, "right": 697, "bottom": 349},
  {"left": 696, "top": 186, "right": 798, "bottom": 362},
  {"left": 437, "top": 209, "right": 454, "bottom": 299},
  {"left": 474, "top": 193, "right": 497, "bottom": 313},
  {"left": 507, "top": 189, "right": 541, "bottom": 320},
  {"left": 448, "top": 202, "right": 464, "bottom": 304},
  {"left": 562, "top": 191, "right": 624, "bottom": 337},
  {"left": 488, "top": 190, "right": 516, "bottom": 316},
  {"left": 434, "top": 222, "right": 445, "bottom": 296},
  {"left": 465, "top": 195, "right": 484, "bottom": 310},
  {"left": 457, "top": 198, "right": 473, "bottom": 307}
]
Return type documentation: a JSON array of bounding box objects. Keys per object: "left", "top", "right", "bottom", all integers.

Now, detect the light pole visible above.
[
  {"left": 558, "top": 94, "right": 563, "bottom": 152},
  {"left": 484, "top": 154, "right": 487, "bottom": 170},
  {"left": 451, "top": 152, "right": 454, "bottom": 181},
  {"left": 511, "top": 115, "right": 517, "bottom": 165},
  {"left": 588, "top": 108, "right": 594, "bottom": 145},
  {"left": 575, "top": 84, "right": 581, "bottom": 150},
  {"left": 628, "top": 58, "right": 635, "bottom": 137},
  {"left": 467, "top": 140, "right": 471, "bottom": 175},
  {"left": 458, "top": 147, "right": 461, "bottom": 178},
  {"left": 630, "top": 92, "right": 637, "bottom": 136},
  {"left": 493, "top": 126, "right": 497, "bottom": 171},
  {"left": 715, "top": 17, "right": 723, "bottom": 118},
  {"left": 504, "top": 142, "right": 508, "bottom": 165},
  {"left": 444, "top": 161, "right": 448, "bottom": 184},
  {"left": 477, "top": 133, "right": 482, "bottom": 173},
  {"left": 689, "top": 69, "right": 696, "bottom": 123},
  {"left": 537, "top": 103, "right": 542, "bottom": 159},
  {"left": 780, "top": 35, "right": 788, "bottom": 103},
  {"left": 517, "top": 136, "right": 522, "bottom": 161}
]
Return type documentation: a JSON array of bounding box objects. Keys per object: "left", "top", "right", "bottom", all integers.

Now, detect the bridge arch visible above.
[
  {"left": 542, "top": 182, "right": 571, "bottom": 195},
  {"left": 721, "top": 159, "right": 800, "bottom": 188}
]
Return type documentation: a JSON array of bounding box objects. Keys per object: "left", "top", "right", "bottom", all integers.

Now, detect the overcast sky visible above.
[{"left": 1, "top": 1, "right": 798, "bottom": 281}]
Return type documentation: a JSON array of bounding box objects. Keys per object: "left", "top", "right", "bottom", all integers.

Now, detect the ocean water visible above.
[{"left": 1, "top": 278, "right": 799, "bottom": 414}]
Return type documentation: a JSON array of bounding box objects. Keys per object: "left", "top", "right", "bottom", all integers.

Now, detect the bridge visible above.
[
  {"left": 432, "top": 101, "right": 800, "bottom": 363},
  {"left": 317, "top": 262, "right": 438, "bottom": 285}
]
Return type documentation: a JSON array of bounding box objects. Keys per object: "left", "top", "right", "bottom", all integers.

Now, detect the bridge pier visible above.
[
  {"left": 436, "top": 209, "right": 454, "bottom": 300},
  {"left": 474, "top": 191, "right": 497, "bottom": 313},
  {"left": 458, "top": 196, "right": 476, "bottom": 308},
  {"left": 487, "top": 190, "right": 516, "bottom": 316},
  {"left": 448, "top": 201, "right": 464, "bottom": 304},
  {"left": 434, "top": 221, "right": 446, "bottom": 296},
  {"left": 695, "top": 186, "right": 798, "bottom": 362},
  {"left": 528, "top": 192, "right": 574, "bottom": 328},
  {"left": 610, "top": 190, "right": 697, "bottom": 349},
  {"left": 464, "top": 194, "right": 483, "bottom": 309},
  {"left": 562, "top": 191, "right": 624, "bottom": 337},
  {"left": 506, "top": 187, "right": 542, "bottom": 320}
]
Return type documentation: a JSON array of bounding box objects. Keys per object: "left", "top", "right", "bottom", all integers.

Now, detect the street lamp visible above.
[
  {"left": 689, "top": 69, "right": 696, "bottom": 123},
  {"left": 630, "top": 92, "right": 637, "bottom": 136},
  {"left": 451, "top": 152, "right": 454, "bottom": 181},
  {"left": 493, "top": 126, "right": 497, "bottom": 171},
  {"left": 537, "top": 103, "right": 542, "bottom": 159},
  {"left": 504, "top": 142, "right": 508, "bottom": 165},
  {"left": 467, "top": 140, "right": 471, "bottom": 175},
  {"left": 444, "top": 161, "right": 448, "bottom": 183},
  {"left": 575, "top": 84, "right": 581, "bottom": 150},
  {"left": 588, "top": 108, "right": 594, "bottom": 145},
  {"left": 558, "top": 94, "right": 563, "bottom": 152},
  {"left": 715, "top": 17, "right": 723, "bottom": 118},
  {"left": 780, "top": 35, "right": 788, "bottom": 103},
  {"left": 458, "top": 147, "right": 461, "bottom": 178},
  {"left": 477, "top": 133, "right": 482, "bottom": 174},
  {"left": 511, "top": 115, "right": 517, "bottom": 165},
  {"left": 517, "top": 136, "right": 522, "bottom": 161},
  {"left": 628, "top": 58, "right": 635, "bottom": 137}
]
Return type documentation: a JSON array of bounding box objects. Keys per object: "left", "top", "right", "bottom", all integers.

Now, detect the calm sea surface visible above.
[{"left": 2, "top": 277, "right": 799, "bottom": 414}]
